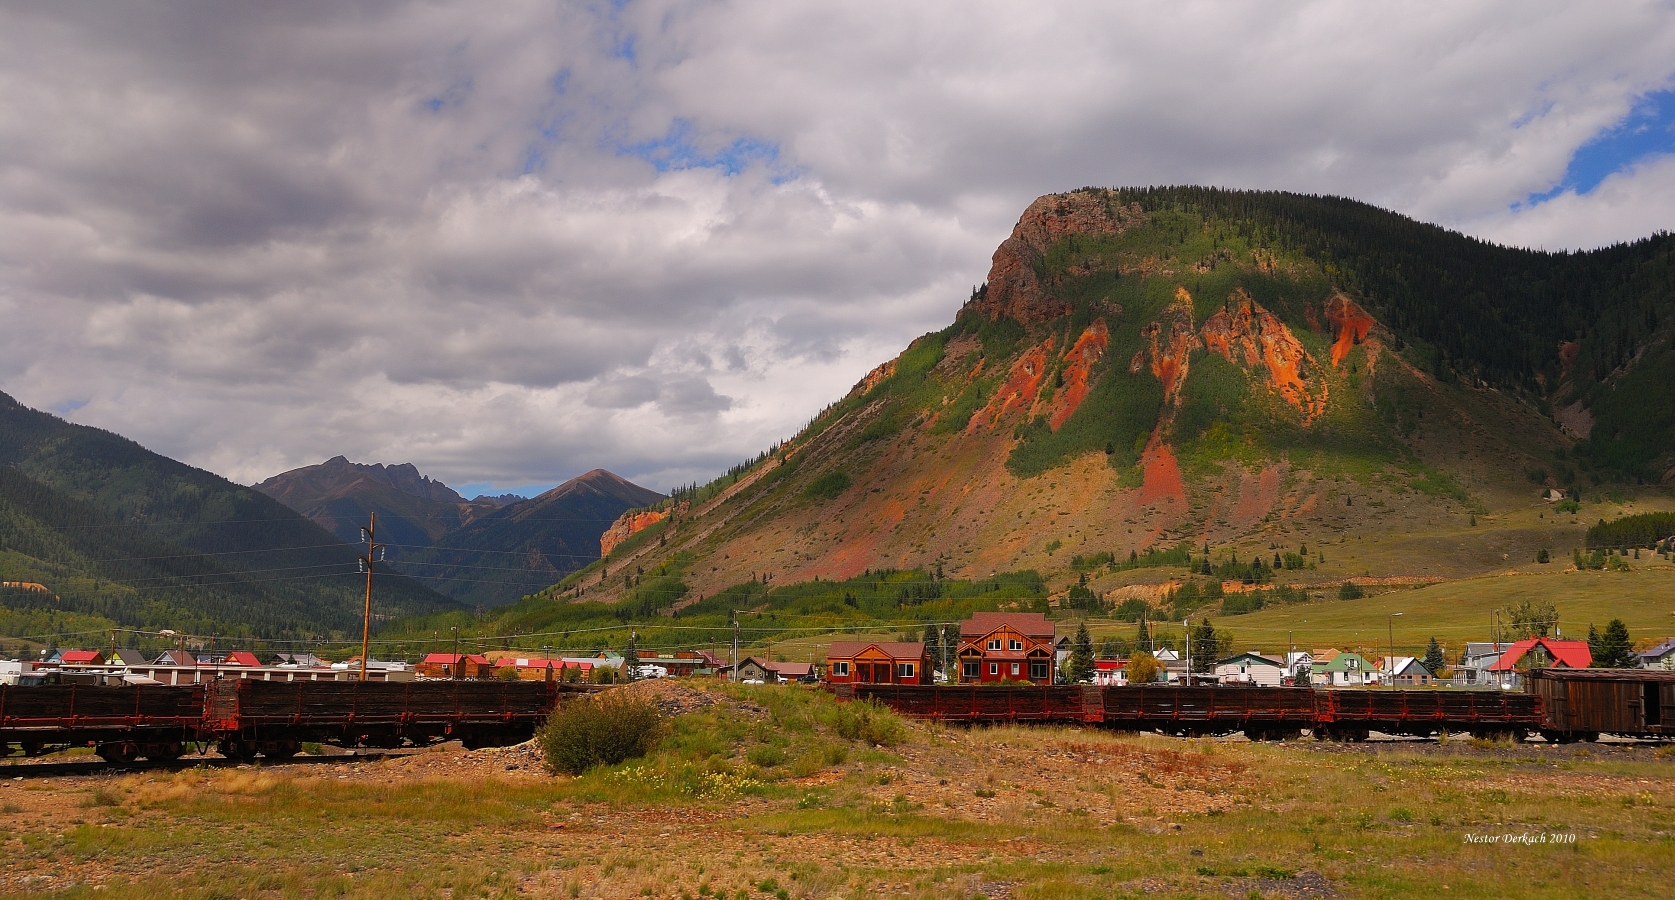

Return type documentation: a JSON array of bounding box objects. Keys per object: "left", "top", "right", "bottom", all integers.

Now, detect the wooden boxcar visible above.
[
  {"left": 203, "top": 679, "right": 561, "bottom": 758},
  {"left": 0, "top": 683, "right": 203, "bottom": 762},
  {"left": 1524, "top": 669, "right": 1675, "bottom": 741}
]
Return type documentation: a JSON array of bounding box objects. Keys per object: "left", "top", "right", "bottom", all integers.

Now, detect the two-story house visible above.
[{"left": 956, "top": 612, "right": 1057, "bottom": 684}]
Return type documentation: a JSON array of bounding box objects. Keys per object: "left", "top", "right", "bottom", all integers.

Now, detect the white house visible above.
[
  {"left": 1639, "top": 638, "right": 1675, "bottom": 671},
  {"left": 1214, "top": 652, "right": 1286, "bottom": 686},
  {"left": 1284, "top": 652, "right": 1314, "bottom": 684}
]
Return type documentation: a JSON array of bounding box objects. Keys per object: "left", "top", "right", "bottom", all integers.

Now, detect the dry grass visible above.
[{"left": 0, "top": 683, "right": 1670, "bottom": 899}]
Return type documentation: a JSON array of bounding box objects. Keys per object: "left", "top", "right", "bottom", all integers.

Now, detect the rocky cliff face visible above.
[
  {"left": 600, "top": 502, "right": 689, "bottom": 556},
  {"left": 972, "top": 192, "right": 1146, "bottom": 324}
]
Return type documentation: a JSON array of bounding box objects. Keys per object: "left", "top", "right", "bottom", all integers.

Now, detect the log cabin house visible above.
[{"left": 824, "top": 641, "right": 931, "bottom": 685}]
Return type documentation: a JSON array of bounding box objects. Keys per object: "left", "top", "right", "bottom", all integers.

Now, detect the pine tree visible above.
[
  {"left": 1135, "top": 615, "right": 1152, "bottom": 650},
  {"left": 1191, "top": 619, "right": 1220, "bottom": 673},
  {"left": 1065, "top": 623, "right": 1095, "bottom": 683},
  {"left": 1587, "top": 623, "right": 1602, "bottom": 665},
  {"left": 922, "top": 623, "right": 942, "bottom": 680},
  {"left": 1596, "top": 619, "right": 1634, "bottom": 668},
  {"left": 1423, "top": 637, "right": 1446, "bottom": 675}
]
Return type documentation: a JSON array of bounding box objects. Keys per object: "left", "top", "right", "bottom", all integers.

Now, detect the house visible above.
[
  {"left": 1639, "top": 638, "right": 1675, "bottom": 671},
  {"left": 1487, "top": 638, "right": 1591, "bottom": 677},
  {"left": 1284, "top": 652, "right": 1314, "bottom": 685},
  {"left": 1455, "top": 642, "right": 1513, "bottom": 686},
  {"left": 769, "top": 662, "right": 818, "bottom": 684},
  {"left": 1092, "top": 659, "right": 1129, "bottom": 686},
  {"left": 416, "top": 652, "right": 494, "bottom": 679},
  {"left": 221, "top": 651, "right": 263, "bottom": 667},
  {"left": 153, "top": 649, "right": 200, "bottom": 667},
  {"left": 956, "top": 612, "right": 1057, "bottom": 684},
  {"left": 1312, "top": 651, "right": 1374, "bottom": 686},
  {"left": 1381, "top": 656, "right": 1434, "bottom": 687},
  {"left": 733, "top": 656, "right": 778, "bottom": 683},
  {"left": 55, "top": 650, "right": 106, "bottom": 666},
  {"left": 1214, "top": 652, "right": 1286, "bottom": 686},
  {"left": 826, "top": 641, "right": 931, "bottom": 685}
]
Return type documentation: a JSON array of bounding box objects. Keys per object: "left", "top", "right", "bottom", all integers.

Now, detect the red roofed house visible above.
[
  {"left": 826, "top": 641, "right": 930, "bottom": 685},
  {"left": 1488, "top": 638, "right": 1591, "bottom": 686},
  {"left": 417, "top": 652, "right": 494, "bottom": 679},
  {"left": 221, "top": 651, "right": 263, "bottom": 667},
  {"left": 55, "top": 650, "right": 106, "bottom": 666},
  {"left": 957, "top": 612, "right": 1058, "bottom": 684},
  {"left": 1488, "top": 638, "right": 1591, "bottom": 672}
]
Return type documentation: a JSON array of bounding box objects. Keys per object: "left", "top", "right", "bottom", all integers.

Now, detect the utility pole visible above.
[
  {"left": 940, "top": 626, "right": 948, "bottom": 684},
  {"left": 626, "top": 630, "right": 638, "bottom": 682},
  {"left": 732, "top": 610, "right": 741, "bottom": 681},
  {"left": 1387, "top": 612, "right": 1402, "bottom": 689},
  {"left": 1183, "top": 618, "right": 1191, "bottom": 687},
  {"left": 451, "top": 626, "right": 460, "bottom": 680},
  {"left": 357, "top": 513, "right": 385, "bottom": 683}
]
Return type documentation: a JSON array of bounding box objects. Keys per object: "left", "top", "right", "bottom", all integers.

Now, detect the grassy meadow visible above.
[{"left": 2, "top": 682, "right": 1671, "bottom": 900}]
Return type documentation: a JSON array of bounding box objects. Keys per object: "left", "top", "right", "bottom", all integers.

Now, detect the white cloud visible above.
[{"left": 1, "top": 1, "right": 1672, "bottom": 491}]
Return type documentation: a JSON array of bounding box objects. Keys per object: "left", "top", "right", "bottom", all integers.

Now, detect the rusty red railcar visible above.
[{"left": 0, "top": 683, "right": 203, "bottom": 761}]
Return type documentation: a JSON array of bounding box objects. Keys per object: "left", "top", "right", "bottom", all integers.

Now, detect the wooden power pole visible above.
[{"left": 357, "top": 513, "right": 385, "bottom": 682}]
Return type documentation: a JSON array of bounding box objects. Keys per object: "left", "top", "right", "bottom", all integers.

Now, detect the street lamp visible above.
[{"left": 1387, "top": 612, "right": 1403, "bottom": 689}]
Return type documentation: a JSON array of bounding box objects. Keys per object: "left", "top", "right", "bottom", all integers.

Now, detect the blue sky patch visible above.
[
  {"left": 618, "top": 119, "right": 780, "bottom": 176},
  {"left": 1527, "top": 86, "right": 1675, "bottom": 204}
]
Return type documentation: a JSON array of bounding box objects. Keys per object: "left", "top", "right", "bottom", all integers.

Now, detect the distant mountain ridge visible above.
[
  {"left": 253, "top": 456, "right": 507, "bottom": 551},
  {"left": 0, "top": 391, "right": 461, "bottom": 642},
  {"left": 393, "top": 469, "right": 664, "bottom": 608}
]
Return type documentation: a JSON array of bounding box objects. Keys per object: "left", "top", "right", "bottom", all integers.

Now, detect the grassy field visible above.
[{"left": 2, "top": 683, "right": 1671, "bottom": 900}]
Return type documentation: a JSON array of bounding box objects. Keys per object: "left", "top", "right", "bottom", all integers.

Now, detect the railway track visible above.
[{"left": 0, "top": 749, "right": 412, "bottom": 780}]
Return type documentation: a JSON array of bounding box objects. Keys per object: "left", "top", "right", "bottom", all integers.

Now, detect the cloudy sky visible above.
[{"left": 2, "top": 1, "right": 1673, "bottom": 497}]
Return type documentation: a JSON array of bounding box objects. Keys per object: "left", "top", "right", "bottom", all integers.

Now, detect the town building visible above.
[
  {"left": 416, "top": 652, "right": 494, "bottom": 679},
  {"left": 956, "top": 613, "right": 1057, "bottom": 684},
  {"left": 1214, "top": 652, "right": 1286, "bottom": 686},
  {"left": 1639, "top": 638, "right": 1675, "bottom": 671},
  {"left": 826, "top": 641, "right": 930, "bottom": 685},
  {"left": 1486, "top": 638, "right": 1591, "bottom": 688},
  {"left": 1312, "top": 651, "right": 1374, "bottom": 686},
  {"left": 1381, "top": 656, "right": 1435, "bottom": 687}
]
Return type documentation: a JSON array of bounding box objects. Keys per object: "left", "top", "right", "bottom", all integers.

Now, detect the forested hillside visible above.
[{"left": 0, "top": 392, "right": 460, "bottom": 645}]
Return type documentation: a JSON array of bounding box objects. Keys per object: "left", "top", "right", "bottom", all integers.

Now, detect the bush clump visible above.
[
  {"left": 821, "top": 698, "right": 906, "bottom": 747},
  {"left": 539, "top": 694, "right": 665, "bottom": 775}
]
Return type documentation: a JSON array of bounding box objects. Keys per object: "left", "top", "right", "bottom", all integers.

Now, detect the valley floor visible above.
[{"left": 1, "top": 682, "right": 1670, "bottom": 900}]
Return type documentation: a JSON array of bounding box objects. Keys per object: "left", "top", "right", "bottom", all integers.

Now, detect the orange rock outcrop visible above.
[
  {"left": 968, "top": 338, "right": 1053, "bottom": 432},
  {"left": 1324, "top": 293, "right": 1375, "bottom": 368},
  {"left": 1045, "top": 321, "right": 1109, "bottom": 430},
  {"left": 1202, "top": 289, "right": 1327, "bottom": 423},
  {"left": 1137, "top": 288, "right": 1198, "bottom": 404},
  {"left": 848, "top": 358, "right": 897, "bottom": 399},
  {"left": 600, "top": 508, "right": 671, "bottom": 557},
  {"left": 974, "top": 191, "right": 1146, "bottom": 325}
]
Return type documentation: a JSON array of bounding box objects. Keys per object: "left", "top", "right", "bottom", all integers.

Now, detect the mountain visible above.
[
  {"left": 500, "top": 187, "right": 1675, "bottom": 625},
  {"left": 390, "top": 469, "right": 664, "bottom": 609},
  {"left": 253, "top": 456, "right": 508, "bottom": 553},
  {"left": 0, "top": 392, "right": 462, "bottom": 643}
]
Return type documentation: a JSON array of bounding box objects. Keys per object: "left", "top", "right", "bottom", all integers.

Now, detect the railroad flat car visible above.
[
  {"left": 0, "top": 683, "right": 203, "bottom": 762},
  {"left": 1524, "top": 669, "right": 1675, "bottom": 742},
  {"left": 1315, "top": 688, "right": 1541, "bottom": 741},
  {"left": 202, "top": 679, "right": 561, "bottom": 758}
]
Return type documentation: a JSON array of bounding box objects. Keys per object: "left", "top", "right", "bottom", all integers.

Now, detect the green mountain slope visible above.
[
  {"left": 448, "top": 187, "right": 1674, "bottom": 650},
  {"left": 0, "top": 392, "right": 462, "bottom": 642}
]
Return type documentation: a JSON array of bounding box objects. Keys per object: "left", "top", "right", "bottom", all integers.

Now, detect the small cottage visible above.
[
  {"left": 1214, "top": 652, "right": 1286, "bottom": 686},
  {"left": 826, "top": 641, "right": 931, "bottom": 685}
]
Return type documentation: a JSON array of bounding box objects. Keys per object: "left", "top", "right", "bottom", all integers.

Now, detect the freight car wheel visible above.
[
  {"left": 262, "top": 740, "right": 301, "bottom": 759},
  {"left": 218, "top": 739, "right": 257, "bottom": 760},
  {"left": 96, "top": 742, "right": 139, "bottom": 764},
  {"left": 1581, "top": 731, "right": 1600, "bottom": 743},
  {"left": 141, "top": 742, "right": 184, "bottom": 761},
  {"left": 21, "top": 741, "right": 44, "bottom": 757}
]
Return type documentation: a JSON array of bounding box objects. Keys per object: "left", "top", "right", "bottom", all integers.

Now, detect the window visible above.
[
  {"left": 1029, "top": 661, "right": 1048, "bottom": 680},
  {"left": 987, "top": 639, "right": 1001, "bottom": 651},
  {"left": 963, "top": 661, "right": 979, "bottom": 679},
  {"left": 896, "top": 662, "right": 915, "bottom": 678},
  {"left": 988, "top": 662, "right": 998, "bottom": 676},
  {"left": 1010, "top": 663, "right": 1021, "bottom": 677},
  {"left": 832, "top": 662, "right": 849, "bottom": 677},
  {"left": 1009, "top": 639, "right": 1023, "bottom": 651}
]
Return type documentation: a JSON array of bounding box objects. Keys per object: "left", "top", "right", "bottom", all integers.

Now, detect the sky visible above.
[{"left": 2, "top": 1, "right": 1673, "bottom": 498}]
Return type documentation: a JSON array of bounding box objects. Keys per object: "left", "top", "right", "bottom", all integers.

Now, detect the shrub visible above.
[
  {"left": 802, "top": 471, "right": 852, "bottom": 500},
  {"left": 539, "top": 694, "right": 665, "bottom": 775},
  {"left": 822, "top": 698, "right": 907, "bottom": 746},
  {"left": 1337, "top": 581, "right": 1364, "bottom": 601}
]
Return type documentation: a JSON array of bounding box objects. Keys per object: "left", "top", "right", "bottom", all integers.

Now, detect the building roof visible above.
[
  {"left": 1639, "top": 637, "right": 1675, "bottom": 661},
  {"left": 767, "top": 662, "right": 815, "bottom": 677},
  {"left": 222, "top": 651, "right": 263, "bottom": 667},
  {"left": 154, "top": 649, "right": 199, "bottom": 666},
  {"left": 1093, "top": 659, "right": 1126, "bottom": 670},
  {"left": 419, "top": 652, "right": 491, "bottom": 665},
  {"left": 827, "top": 641, "right": 926, "bottom": 659},
  {"left": 959, "top": 612, "right": 1056, "bottom": 640},
  {"left": 1315, "top": 652, "right": 1370, "bottom": 672},
  {"left": 1216, "top": 652, "right": 1284, "bottom": 668},
  {"left": 1487, "top": 638, "right": 1591, "bottom": 671},
  {"left": 57, "top": 650, "right": 104, "bottom": 664}
]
